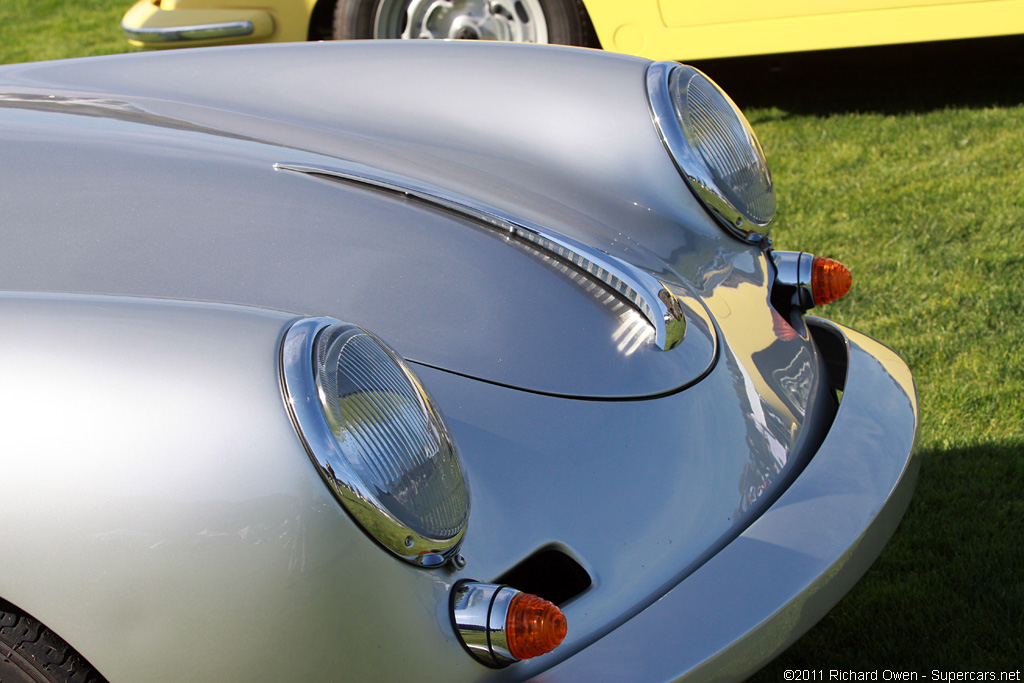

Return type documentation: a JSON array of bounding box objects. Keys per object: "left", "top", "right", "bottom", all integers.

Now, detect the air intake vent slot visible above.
[{"left": 495, "top": 547, "right": 592, "bottom": 606}]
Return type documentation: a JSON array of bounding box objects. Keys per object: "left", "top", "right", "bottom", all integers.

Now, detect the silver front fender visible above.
[{"left": 0, "top": 293, "right": 476, "bottom": 681}]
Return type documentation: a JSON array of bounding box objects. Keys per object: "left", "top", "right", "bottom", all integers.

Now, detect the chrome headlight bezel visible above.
[
  {"left": 280, "top": 317, "right": 469, "bottom": 568},
  {"left": 647, "top": 61, "right": 776, "bottom": 243}
]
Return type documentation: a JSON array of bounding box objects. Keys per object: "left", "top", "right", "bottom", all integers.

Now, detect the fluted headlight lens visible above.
[
  {"left": 647, "top": 62, "right": 775, "bottom": 241},
  {"left": 281, "top": 317, "right": 469, "bottom": 567}
]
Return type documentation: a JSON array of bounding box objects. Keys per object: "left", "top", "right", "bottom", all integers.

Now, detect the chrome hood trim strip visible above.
[{"left": 274, "top": 161, "right": 686, "bottom": 351}]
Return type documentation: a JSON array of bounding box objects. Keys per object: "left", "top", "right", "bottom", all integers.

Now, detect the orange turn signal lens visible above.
[
  {"left": 505, "top": 592, "right": 567, "bottom": 660},
  {"left": 810, "top": 257, "right": 852, "bottom": 306}
]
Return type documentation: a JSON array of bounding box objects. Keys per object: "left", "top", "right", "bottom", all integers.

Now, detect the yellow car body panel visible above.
[
  {"left": 122, "top": 0, "right": 1024, "bottom": 57},
  {"left": 586, "top": 0, "right": 1024, "bottom": 60}
]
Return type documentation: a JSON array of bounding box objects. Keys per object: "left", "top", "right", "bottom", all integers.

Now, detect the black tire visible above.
[
  {"left": 0, "top": 603, "right": 104, "bottom": 683},
  {"left": 333, "top": 0, "right": 598, "bottom": 47}
]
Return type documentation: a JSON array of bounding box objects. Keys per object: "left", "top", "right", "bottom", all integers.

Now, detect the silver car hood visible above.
[{"left": 0, "top": 42, "right": 735, "bottom": 398}]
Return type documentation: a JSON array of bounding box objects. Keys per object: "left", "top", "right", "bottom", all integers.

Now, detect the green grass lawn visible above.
[
  {"left": 0, "top": 0, "right": 134, "bottom": 64},
  {"left": 2, "top": 4, "right": 1022, "bottom": 677}
]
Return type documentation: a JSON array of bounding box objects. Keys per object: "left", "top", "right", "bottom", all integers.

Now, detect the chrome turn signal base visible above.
[
  {"left": 451, "top": 582, "right": 521, "bottom": 667},
  {"left": 772, "top": 251, "right": 817, "bottom": 310},
  {"left": 450, "top": 581, "right": 567, "bottom": 668}
]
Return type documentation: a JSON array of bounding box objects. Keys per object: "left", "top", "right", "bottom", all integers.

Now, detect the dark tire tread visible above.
[
  {"left": 562, "top": 0, "right": 600, "bottom": 48},
  {"left": 0, "top": 603, "right": 104, "bottom": 683}
]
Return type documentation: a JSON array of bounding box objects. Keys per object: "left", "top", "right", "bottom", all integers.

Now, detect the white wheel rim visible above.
[{"left": 374, "top": 0, "right": 549, "bottom": 43}]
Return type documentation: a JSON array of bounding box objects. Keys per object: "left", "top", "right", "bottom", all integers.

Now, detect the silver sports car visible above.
[{"left": 0, "top": 41, "right": 918, "bottom": 682}]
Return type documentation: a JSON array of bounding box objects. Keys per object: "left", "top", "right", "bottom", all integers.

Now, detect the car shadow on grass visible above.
[
  {"left": 752, "top": 439, "right": 1024, "bottom": 677},
  {"left": 689, "top": 34, "right": 1024, "bottom": 117}
]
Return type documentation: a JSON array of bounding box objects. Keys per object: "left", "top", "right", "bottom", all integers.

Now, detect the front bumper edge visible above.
[{"left": 537, "top": 318, "right": 919, "bottom": 682}]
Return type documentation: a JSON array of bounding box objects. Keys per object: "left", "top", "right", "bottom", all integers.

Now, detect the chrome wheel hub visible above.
[{"left": 375, "top": 0, "right": 549, "bottom": 43}]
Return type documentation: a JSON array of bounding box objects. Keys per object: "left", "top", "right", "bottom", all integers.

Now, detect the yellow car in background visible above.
[{"left": 123, "top": 0, "right": 1024, "bottom": 61}]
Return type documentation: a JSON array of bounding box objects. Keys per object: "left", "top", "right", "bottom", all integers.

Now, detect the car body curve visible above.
[{"left": 0, "top": 41, "right": 917, "bottom": 682}]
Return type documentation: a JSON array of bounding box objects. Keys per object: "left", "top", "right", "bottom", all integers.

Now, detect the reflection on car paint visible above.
[{"left": 681, "top": 242, "right": 821, "bottom": 516}]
